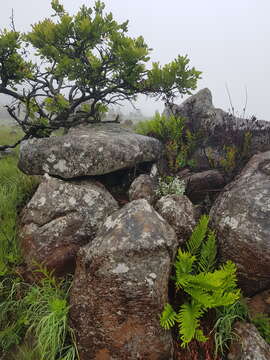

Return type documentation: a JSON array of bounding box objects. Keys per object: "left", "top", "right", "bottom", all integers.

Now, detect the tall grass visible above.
[
  {"left": 0, "top": 126, "right": 79, "bottom": 359},
  {"left": 0, "top": 152, "right": 39, "bottom": 275}
]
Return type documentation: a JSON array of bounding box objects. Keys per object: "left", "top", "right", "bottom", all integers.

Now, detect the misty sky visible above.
[{"left": 0, "top": 0, "right": 269, "bottom": 119}]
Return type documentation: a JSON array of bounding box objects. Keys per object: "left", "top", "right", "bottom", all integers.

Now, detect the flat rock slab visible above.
[
  {"left": 18, "top": 123, "right": 163, "bottom": 178},
  {"left": 70, "top": 199, "right": 177, "bottom": 360},
  {"left": 20, "top": 176, "right": 119, "bottom": 275}
]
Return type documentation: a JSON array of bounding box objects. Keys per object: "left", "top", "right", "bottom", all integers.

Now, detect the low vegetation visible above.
[
  {"left": 0, "top": 127, "right": 78, "bottom": 359},
  {"left": 136, "top": 113, "right": 198, "bottom": 173},
  {"left": 160, "top": 215, "right": 244, "bottom": 356}
]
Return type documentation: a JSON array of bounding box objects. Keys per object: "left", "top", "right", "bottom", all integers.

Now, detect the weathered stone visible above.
[
  {"left": 185, "top": 169, "right": 225, "bottom": 203},
  {"left": 70, "top": 199, "right": 177, "bottom": 360},
  {"left": 248, "top": 289, "right": 270, "bottom": 318},
  {"left": 155, "top": 195, "right": 196, "bottom": 243},
  {"left": 129, "top": 174, "right": 156, "bottom": 204},
  {"left": 165, "top": 88, "right": 270, "bottom": 170},
  {"left": 210, "top": 151, "right": 270, "bottom": 295},
  {"left": 227, "top": 321, "right": 270, "bottom": 360},
  {"left": 18, "top": 123, "right": 163, "bottom": 178},
  {"left": 20, "top": 175, "right": 119, "bottom": 275}
]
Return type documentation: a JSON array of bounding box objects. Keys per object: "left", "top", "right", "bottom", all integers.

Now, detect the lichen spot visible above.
[
  {"left": 69, "top": 197, "right": 76, "bottom": 206},
  {"left": 112, "top": 263, "right": 129, "bottom": 274},
  {"left": 47, "top": 153, "right": 56, "bottom": 163},
  {"left": 63, "top": 142, "right": 71, "bottom": 148},
  {"left": 38, "top": 196, "right": 46, "bottom": 206},
  {"left": 53, "top": 159, "right": 68, "bottom": 173}
]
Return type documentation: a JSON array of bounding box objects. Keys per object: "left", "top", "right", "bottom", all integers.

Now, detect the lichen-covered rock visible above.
[
  {"left": 165, "top": 88, "right": 270, "bottom": 170},
  {"left": 210, "top": 151, "right": 270, "bottom": 295},
  {"left": 18, "top": 123, "right": 163, "bottom": 178},
  {"left": 70, "top": 199, "right": 177, "bottom": 360},
  {"left": 155, "top": 194, "right": 196, "bottom": 243},
  {"left": 129, "top": 174, "right": 156, "bottom": 204},
  {"left": 227, "top": 321, "right": 270, "bottom": 360},
  {"left": 20, "top": 175, "right": 119, "bottom": 275}
]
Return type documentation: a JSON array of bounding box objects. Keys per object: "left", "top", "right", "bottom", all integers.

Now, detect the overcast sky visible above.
[{"left": 0, "top": 0, "right": 269, "bottom": 119}]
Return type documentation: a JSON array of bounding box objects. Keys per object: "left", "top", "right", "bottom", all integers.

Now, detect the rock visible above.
[
  {"left": 227, "top": 321, "right": 270, "bottom": 360},
  {"left": 18, "top": 123, "right": 163, "bottom": 178},
  {"left": 185, "top": 169, "right": 225, "bottom": 203},
  {"left": 155, "top": 195, "right": 196, "bottom": 243},
  {"left": 20, "top": 175, "right": 119, "bottom": 276},
  {"left": 248, "top": 289, "right": 270, "bottom": 318},
  {"left": 129, "top": 174, "right": 156, "bottom": 204},
  {"left": 70, "top": 199, "right": 177, "bottom": 360},
  {"left": 210, "top": 151, "right": 270, "bottom": 295},
  {"left": 165, "top": 88, "right": 270, "bottom": 171}
]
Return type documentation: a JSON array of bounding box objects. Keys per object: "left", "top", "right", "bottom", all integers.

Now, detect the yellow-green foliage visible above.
[
  {"left": 135, "top": 113, "right": 197, "bottom": 173},
  {"left": 160, "top": 216, "right": 240, "bottom": 348}
]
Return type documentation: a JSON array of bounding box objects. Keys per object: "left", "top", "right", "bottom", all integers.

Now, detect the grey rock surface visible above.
[
  {"left": 165, "top": 88, "right": 270, "bottom": 170},
  {"left": 70, "top": 199, "right": 177, "bottom": 360},
  {"left": 20, "top": 175, "right": 119, "bottom": 275},
  {"left": 228, "top": 321, "right": 270, "bottom": 360},
  {"left": 18, "top": 123, "right": 163, "bottom": 178},
  {"left": 210, "top": 151, "right": 270, "bottom": 295},
  {"left": 155, "top": 194, "right": 196, "bottom": 243},
  {"left": 129, "top": 174, "right": 156, "bottom": 204}
]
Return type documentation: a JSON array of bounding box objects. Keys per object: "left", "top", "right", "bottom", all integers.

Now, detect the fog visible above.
[{"left": 0, "top": 0, "right": 269, "bottom": 119}]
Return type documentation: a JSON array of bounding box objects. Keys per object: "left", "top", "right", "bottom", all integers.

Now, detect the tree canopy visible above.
[{"left": 0, "top": 0, "right": 201, "bottom": 149}]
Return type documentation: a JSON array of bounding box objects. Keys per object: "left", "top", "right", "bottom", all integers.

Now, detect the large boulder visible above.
[
  {"left": 227, "top": 321, "right": 270, "bottom": 360},
  {"left": 165, "top": 88, "right": 270, "bottom": 170},
  {"left": 70, "top": 199, "right": 178, "bottom": 360},
  {"left": 20, "top": 175, "right": 119, "bottom": 275},
  {"left": 210, "top": 151, "right": 270, "bottom": 295},
  {"left": 18, "top": 123, "right": 163, "bottom": 178},
  {"left": 155, "top": 194, "right": 196, "bottom": 243}
]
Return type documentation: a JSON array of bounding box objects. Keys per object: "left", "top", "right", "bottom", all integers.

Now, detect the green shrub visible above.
[
  {"left": 135, "top": 113, "right": 197, "bottom": 173},
  {"left": 160, "top": 215, "right": 241, "bottom": 349}
]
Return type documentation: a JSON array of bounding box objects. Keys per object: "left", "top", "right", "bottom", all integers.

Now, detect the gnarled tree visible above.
[{"left": 0, "top": 0, "right": 201, "bottom": 150}]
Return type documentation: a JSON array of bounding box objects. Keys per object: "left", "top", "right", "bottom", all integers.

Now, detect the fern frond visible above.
[
  {"left": 160, "top": 304, "right": 178, "bottom": 330},
  {"left": 218, "top": 261, "right": 238, "bottom": 290},
  {"left": 195, "top": 328, "right": 208, "bottom": 343},
  {"left": 175, "top": 249, "right": 196, "bottom": 276},
  {"left": 187, "top": 272, "right": 222, "bottom": 291},
  {"left": 177, "top": 302, "right": 204, "bottom": 346},
  {"left": 186, "top": 215, "right": 209, "bottom": 257},
  {"left": 211, "top": 289, "right": 240, "bottom": 308},
  {"left": 184, "top": 287, "right": 214, "bottom": 308},
  {"left": 198, "top": 230, "right": 217, "bottom": 272}
]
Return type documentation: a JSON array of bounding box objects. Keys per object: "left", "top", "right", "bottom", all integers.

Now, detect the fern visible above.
[
  {"left": 198, "top": 230, "right": 216, "bottom": 272},
  {"left": 177, "top": 302, "right": 206, "bottom": 346},
  {"left": 160, "top": 215, "right": 241, "bottom": 352},
  {"left": 160, "top": 303, "right": 178, "bottom": 330},
  {"left": 186, "top": 215, "right": 209, "bottom": 257}
]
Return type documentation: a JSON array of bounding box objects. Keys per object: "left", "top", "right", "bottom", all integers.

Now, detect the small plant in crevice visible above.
[
  {"left": 213, "top": 299, "right": 248, "bottom": 358},
  {"left": 160, "top": 215, "right": 241, "bottom": 351},
  {"left": 135, "top": 113, "right": 198, "bottom": 173},
  {"left": 155, "top": 176, "right": 185, "bottom": 198}
]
